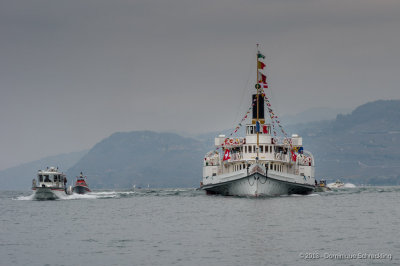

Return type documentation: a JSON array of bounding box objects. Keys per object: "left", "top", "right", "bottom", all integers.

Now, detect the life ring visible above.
[{"left": 229, "top": 139, "right": 234, "bottom": 145}]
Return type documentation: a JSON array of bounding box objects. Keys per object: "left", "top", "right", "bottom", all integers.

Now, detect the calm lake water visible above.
[{"left": 1, "top": 187, "right": 399, "bottom": 266}]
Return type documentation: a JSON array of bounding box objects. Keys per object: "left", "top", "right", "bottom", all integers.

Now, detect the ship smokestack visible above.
[{"left": 252, "top": 94, "right": 265, "bottom": 124}]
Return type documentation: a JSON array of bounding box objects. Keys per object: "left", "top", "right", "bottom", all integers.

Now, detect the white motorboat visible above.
[
  {"left": 327, "top": 180, "right": 345, "bottom": 189},
  {"left": 200, "top": 46, "right": 315, "bottom": 196},
  {"left": 32, "top": 167, "right": 72, "bottom": 200}
]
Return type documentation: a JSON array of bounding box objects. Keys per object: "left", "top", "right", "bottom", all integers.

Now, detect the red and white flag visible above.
[
  {"left": 291, "top": 151, "right": 297, "bottom": 162},
  {"left": 263, "top": 125, "right": 269, "bottom": 134},
  {"left": 223, "top": 149, "right": 231, "bottom": 161}
]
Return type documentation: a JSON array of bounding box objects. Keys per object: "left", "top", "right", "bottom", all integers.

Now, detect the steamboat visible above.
[{"left": 201, "top": 46, "right": 315, "bottom": 196}]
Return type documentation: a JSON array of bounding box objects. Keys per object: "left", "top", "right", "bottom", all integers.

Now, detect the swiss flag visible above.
[
  {"left": 223, "top": 149, "right": 231, "bottom": 161},
  {"left": 263, "top": 125, "right": 268, "bottom": 134},
  {"left": 291, "top": 151, "right": 297, "bottom": 162}
]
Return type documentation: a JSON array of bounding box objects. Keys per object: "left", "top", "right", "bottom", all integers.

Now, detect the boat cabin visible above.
[{"left": 35, "top": 167, "right": 66, "bottom": 188}]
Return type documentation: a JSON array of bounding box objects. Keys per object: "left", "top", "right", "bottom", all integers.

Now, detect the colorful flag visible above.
[
  {"left": 257, "top": 61, "right": 266, "bottom": 69},
  {"left": 223, "top": 149, "right": 231, "bottom": 161},
  {"left": 257, "top": 52, "right": 265, "bottom": 59},
  {"left": 263, "top": 125, "right": 268, "bottom": 134},
  {"left": 291, "top": 151, "right": 297, "bottom": 162},
  {"left": 258, "top": 72, "right": 267, "bottom": 83},
  {"left": 256, "top": 121, "right": 260, "bottom": 132}
]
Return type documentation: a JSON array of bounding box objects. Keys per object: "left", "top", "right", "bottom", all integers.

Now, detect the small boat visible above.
[
  {"left": 73, "top": 172, "right": 91, "bottom": 194},
  {"left": 314, "top": 179, "right": 331, "bottom": 192},
  {"left": 32, "top": 167, "right": 71, "bottom": 200},
  {"left": 327, "top": 180, "right": 345, "bottom": 188}
]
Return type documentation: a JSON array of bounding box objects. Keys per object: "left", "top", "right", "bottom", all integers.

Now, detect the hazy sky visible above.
[{"left": 1, "top": 0, "right": 399, "bottom": 170}]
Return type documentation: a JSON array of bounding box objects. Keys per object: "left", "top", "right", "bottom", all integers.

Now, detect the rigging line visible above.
[{"left": 231, "top": 47, "right": 257, "bottom": 127}]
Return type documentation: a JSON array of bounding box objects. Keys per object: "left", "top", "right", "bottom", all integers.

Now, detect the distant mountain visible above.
[
  {"left": 293, "top": 100, "right": 400, "bottom": 185},
  {"left": 3, "top": 100, "right": 399, "bottom": 190},
  {"left": 66, "top": 131, "right": 211, "bottom": 188},
  {"left": 0, "top": 150, "right": 87, "bottom": 190},
  {"left": 281, "top": 107, "right": 352, "bottom": 125}
]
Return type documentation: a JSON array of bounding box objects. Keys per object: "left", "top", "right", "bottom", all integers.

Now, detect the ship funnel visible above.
[{"left": 252, "top": 94, "right": 265, "bottom": 124}]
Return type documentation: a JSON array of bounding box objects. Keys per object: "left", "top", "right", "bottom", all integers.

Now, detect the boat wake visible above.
[
  {"left": 14, "top": 188, "right": 201, "bottom": 201},
  {"left": 15, "top": 194, "right": 35, "bottom": 201},
  {"left": 327, "top": 182, "right": 356, "bottom": 188}
]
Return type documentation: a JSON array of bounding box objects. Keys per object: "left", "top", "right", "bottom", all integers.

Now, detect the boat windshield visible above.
[{"left": 44, "top": 175, "right": 51, "bottom": 182}]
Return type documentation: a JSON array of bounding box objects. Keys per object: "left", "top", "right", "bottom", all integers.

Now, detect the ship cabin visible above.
[
  {"left": 202, "top": 92, "right": 314, "bottom": 180},
  {"left": 203, "top": 123, "right": 314, "bottom": 179},
  {"left": 34, "top": 167, "right": 66, "bottom": 188}
]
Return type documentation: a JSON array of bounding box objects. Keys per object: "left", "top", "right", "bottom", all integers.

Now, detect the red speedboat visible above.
[{"left": 73, "top": 172, "right": 91, "bottom": 194}]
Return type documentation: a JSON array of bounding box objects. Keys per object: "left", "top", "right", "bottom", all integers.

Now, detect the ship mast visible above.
[{"left": 256, "top": 44, "right": 260, "bottom": 161}]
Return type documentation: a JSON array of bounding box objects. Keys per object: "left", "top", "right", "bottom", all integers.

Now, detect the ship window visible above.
[
  {"left": 260, "top": 146, "right": 263, "bottom": 153},
  {"left": 253, "top": 146, "right": 256, "bottom": 153},
  {"left": 270, "top": 163, "right": 273, "bottom": 170},
  {"left": 39, "top": 175, "right": 43, "bottom": 182},
  {"left": 44, "top": 175, "right": 50, "bottom": 182},
  {"left": 54, "top": 175, "right": 58, "bottom": 182},
  {"left": 249, "top": 146, "right": 252, "bottom": 153},
  {"left": 270, "top": 146, "right": 272, "bottom": 153},
  {"left": 245, "top": 146, "right": 247, "bottom": 153},
  {"left": 250, "top": 127, "right": 254, "bottom": 134}
]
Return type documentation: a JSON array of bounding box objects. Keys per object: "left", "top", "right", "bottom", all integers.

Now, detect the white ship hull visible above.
[
  {"left": 32, "top": 187, "right": 67, "bottom": 200},
  {"left": 202, "top": 165, "right": 314, "bottom": 197}
]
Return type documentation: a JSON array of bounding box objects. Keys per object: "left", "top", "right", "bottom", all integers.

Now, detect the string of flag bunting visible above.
[
  {"left": 212, "top": 50, "right": 302, "bottom": 162},
  {"left": 228, "top": 101, "right": 254, "bottom": 137}
]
